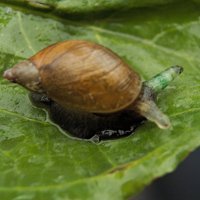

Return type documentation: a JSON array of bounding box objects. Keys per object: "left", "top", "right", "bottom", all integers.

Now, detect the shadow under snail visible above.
[{"left": 3, "top": 40, "right": 183, "bottom": 140}]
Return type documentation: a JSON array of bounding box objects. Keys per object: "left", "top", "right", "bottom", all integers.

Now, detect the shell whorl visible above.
[{"left": 30, "top": 40, "right": 142, "bottom": 113}]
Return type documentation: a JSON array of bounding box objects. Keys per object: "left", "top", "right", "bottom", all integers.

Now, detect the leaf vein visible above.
[
  {"left": 0, "top": 108, "right": 48, "bottom": 125},
  {"left": 17, "top": 12, "right": 36, "bottom": 54},
  {"left": 88, "top": 26, "right": 200, "bottom": 65}
]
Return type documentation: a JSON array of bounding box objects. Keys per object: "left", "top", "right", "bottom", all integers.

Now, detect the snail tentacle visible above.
[{"left": 144, "top": 65, "right": 183, "bottom": 94}]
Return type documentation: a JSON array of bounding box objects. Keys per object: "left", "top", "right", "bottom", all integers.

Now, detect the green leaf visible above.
[
  {"left": 0, "top": 1, "right": 200, "bottom": 199},
  {"left": 3, "top": 0, "right": 200, "bottom": 15}
]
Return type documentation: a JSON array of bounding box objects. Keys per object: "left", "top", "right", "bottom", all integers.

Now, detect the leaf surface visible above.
[{"left": 0, "top": 1, "right": 200, "bottom": 199}]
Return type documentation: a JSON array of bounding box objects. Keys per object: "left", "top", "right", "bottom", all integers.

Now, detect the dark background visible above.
[{"left": 133, "top": 148, "right": 200, "bottom": 200}]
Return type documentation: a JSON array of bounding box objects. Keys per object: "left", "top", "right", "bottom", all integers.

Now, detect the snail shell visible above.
[{"left": 29, "top": 40, "right": 141, "bottom": 113}]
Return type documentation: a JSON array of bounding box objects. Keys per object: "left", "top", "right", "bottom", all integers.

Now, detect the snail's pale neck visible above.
[
  {"left": 129, "top": 65, "right": 183, "bottom": 129},
  {"left": 130, "top": 84, "right": 171, "bottom": 129}
]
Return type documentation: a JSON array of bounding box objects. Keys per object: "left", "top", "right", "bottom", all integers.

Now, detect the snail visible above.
[{"left": 3, "top": 40, "right": 183, "bottom": 137}]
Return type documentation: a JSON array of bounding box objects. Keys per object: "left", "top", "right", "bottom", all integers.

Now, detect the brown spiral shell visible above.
[{"left": 29, "top": 40, "right": 141, "bottom": 113}]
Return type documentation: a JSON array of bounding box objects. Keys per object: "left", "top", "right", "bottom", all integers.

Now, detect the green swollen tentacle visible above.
[
  {"left": 132, "top": 66, "right": 183, "bottom": 129},
  {"left": 144, "top": 65, "right": 183, "bottom": 94}
]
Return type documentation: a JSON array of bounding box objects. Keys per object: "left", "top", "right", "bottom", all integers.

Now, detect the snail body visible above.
[
  {"left": 29, "top": 92, "right": 142, "bottom": 140},
  {"left": 4, "top": 40, "right": 183, "bottom": 132}
]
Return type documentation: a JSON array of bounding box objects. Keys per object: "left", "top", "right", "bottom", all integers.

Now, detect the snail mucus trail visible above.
[{"left": 3, "top": 40, "right": 183, "bottom": 141}]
